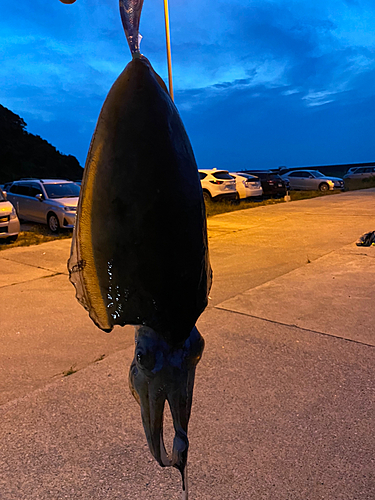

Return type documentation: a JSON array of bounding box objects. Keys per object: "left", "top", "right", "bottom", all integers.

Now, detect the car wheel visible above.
[
  {"left": 48, "top": 213, "right": 60, "bottom": 233},
  {"left": 202, "top": 191, "right": 211, "bottom": 203},
  {"left": 319, "top": 182, "right": 329, "bottom": 192}
]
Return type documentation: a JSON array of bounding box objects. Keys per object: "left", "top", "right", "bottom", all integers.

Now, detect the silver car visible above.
[
  {"left": 281, "top": 170, "right": 344, "bottom": 191},
  {"left": 6, "top": 179, "right": 80, "bottom": 232},
  {"left": 0, "top": 189, "right": 20, "bottom": 242},
  {"left": 343, "top": 166, "right": 375, "bottom": 180}
]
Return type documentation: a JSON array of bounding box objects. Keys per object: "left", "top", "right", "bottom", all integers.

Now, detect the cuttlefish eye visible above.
[
  {"left": 184, "top": 327, "right": 205, "bottom": 367},
  {"left": 136, "top": 349, "right": 156, "bottom": 372}
]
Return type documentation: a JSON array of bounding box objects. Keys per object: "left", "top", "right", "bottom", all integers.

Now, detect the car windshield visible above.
[
  {"left": 44, "top": 183, "right": 80, "bottom": 199},
  {"left": 0, "top": 190, "right": 5, "bottom": 202},
  {"left": 312, "top": 171, "right": 325, "bottom": 178}
]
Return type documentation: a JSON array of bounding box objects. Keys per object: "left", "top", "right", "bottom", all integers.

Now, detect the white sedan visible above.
[{"left": 231, "top": 172, "right": 263, "bottom": 199}]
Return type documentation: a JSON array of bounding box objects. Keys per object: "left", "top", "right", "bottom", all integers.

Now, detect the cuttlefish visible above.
[{"left": 61, "top": 0, "right": 212, "bottom": 497}]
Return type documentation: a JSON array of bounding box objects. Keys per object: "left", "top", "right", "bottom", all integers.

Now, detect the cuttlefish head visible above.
[{"left": 129, "top": 325, "right": 204, "bottom": 489}]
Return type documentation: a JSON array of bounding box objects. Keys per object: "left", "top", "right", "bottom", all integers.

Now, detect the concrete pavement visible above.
[
  {"left": 0, "top": 189, "right": 374, "bottom": 499},
  {"left": 218, "top": 243, "right": 375, "bottom": 346}
]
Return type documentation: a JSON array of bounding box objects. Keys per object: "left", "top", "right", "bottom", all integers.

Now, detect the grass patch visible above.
[
  {"left": 0, "top": 223, "right": 72, "bottom": 251},
  {"left": 289, "top": 190, "right": 341, "bottom": 201},
  {"left": 205, "top": 197, "right": 284, "bottom": 217},
  {"left": 205, "top": 189, "right": 342, "bottom": 217},
  {"left": 344, "top": 176, "right": 375, "bottom": 191}
]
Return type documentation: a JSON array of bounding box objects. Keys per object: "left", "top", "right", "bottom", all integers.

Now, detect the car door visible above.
[
  {"left": 287, "top": 171, "right": 303, "bottom": 189},
  {"left": 300, "top": 171, "right": 316, "bottom": 190},
  {"left": 352, "top": 168, "right": 365, "bottom": 179},
  {"left": 18, "top": 183, "right": 40, "bottom": 221},
  {"left": 363, "top": 168, "right": 375, "bottom": 179},
  {"left": 27, "top": 183, "right": 47, "bottom": 222},
  {"left": 7, "top": 183, "right": 30, "bottom": 219}
]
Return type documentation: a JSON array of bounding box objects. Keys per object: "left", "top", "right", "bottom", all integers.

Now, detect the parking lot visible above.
[{"left": 1, "top": 189, "right": 374, "bottom": 499}]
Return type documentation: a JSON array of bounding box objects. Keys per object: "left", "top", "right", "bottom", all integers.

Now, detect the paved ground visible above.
[{"left": 1, "top": 189, "right": 374, "bottom": 499}]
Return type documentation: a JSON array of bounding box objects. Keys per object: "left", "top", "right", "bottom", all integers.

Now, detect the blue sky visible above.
[{"left": 1, "top": 0, "right": 374, "bottom": 170}]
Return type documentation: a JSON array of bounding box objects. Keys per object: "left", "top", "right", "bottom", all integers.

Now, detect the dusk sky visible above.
[{"left": 1, "top": 0, "right": 374, "bottom": 171}]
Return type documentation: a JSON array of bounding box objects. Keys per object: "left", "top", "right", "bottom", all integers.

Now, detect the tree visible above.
[{"left": 0, "top": 105, "right": 83, "bottom": 183}]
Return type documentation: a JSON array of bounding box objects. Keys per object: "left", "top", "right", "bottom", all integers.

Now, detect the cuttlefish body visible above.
[{"left": 66, "top": 0, "right": 212, "bottom": 495}]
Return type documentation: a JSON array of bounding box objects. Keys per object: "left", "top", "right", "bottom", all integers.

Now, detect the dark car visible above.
[{"left": 243, "top": 170, "right": 289, "bottom": 197}]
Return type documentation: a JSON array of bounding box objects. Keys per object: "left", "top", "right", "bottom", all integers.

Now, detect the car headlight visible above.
[
  {"left": 64, "top": 206, "right": 77, "bottom": 212},
  {"left": 10, "top": 206, "right": 18, "bottom": 220}
]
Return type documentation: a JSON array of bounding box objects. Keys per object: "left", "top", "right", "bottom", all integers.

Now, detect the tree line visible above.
[{"left": 0, "top": 105, "right": 83, "bottom": 183}]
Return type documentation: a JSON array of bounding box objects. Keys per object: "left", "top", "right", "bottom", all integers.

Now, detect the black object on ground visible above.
[{"left": 355, "top": 231, "right": 375, "bottom": 246}]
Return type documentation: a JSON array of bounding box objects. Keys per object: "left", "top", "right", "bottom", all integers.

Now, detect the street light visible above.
[{"left": 163, "top": 0, "right": 174, "bottom": 101}]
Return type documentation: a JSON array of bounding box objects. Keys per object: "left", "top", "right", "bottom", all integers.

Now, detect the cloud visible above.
[
  {"left": 302, "top": 91, "right": 337, "bottom": 107},
  {"left": 177, "top": 63, "right": 375, "bottom": 170}
]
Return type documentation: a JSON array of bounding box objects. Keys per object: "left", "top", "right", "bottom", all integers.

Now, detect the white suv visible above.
[
  {"left": 199, "top": 169, "right": 237, "bottom": 202},
  {"left": 6, "top": 179, "right": 80, "bottom": 233}
]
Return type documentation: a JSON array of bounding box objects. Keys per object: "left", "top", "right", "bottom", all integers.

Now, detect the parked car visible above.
[
  {"left": 281, "top": 170, "right": 344, "bottom": 191},
  {"left": 0, "top": 189, "right": 20, "bottom": 242},
  {"left": 243, "top": 170, "right": 289, "bottom": 197},
  {"left": 5, "top": 179, "right": 80, "bottom": 232},
  {"left": 198, "top": 169, "right": 237, "bottom": 202},
  {"left": 345, "top": 167, "right": 361, "bottom": 175},
  {"left": 231, "top": 173, "right": 263, "bottom": 199},
  {"left": 343, "top": 166, "right": 375, "bottom": 180}
]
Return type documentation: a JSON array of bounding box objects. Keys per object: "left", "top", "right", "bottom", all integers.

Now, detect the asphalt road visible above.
[{"left": 0, "top": 189, "right": 374, "bottom": 499}]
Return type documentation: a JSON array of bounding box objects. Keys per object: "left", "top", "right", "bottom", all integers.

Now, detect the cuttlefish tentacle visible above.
[
  {"left": 59, "top": 0, "right": 145, "bottom": 56},
  {"left": 129, "top": 326, "right": 204, "bottom": 491},
  {"left": 119, "top": 0, "right": 145, "bottom": 56}
]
